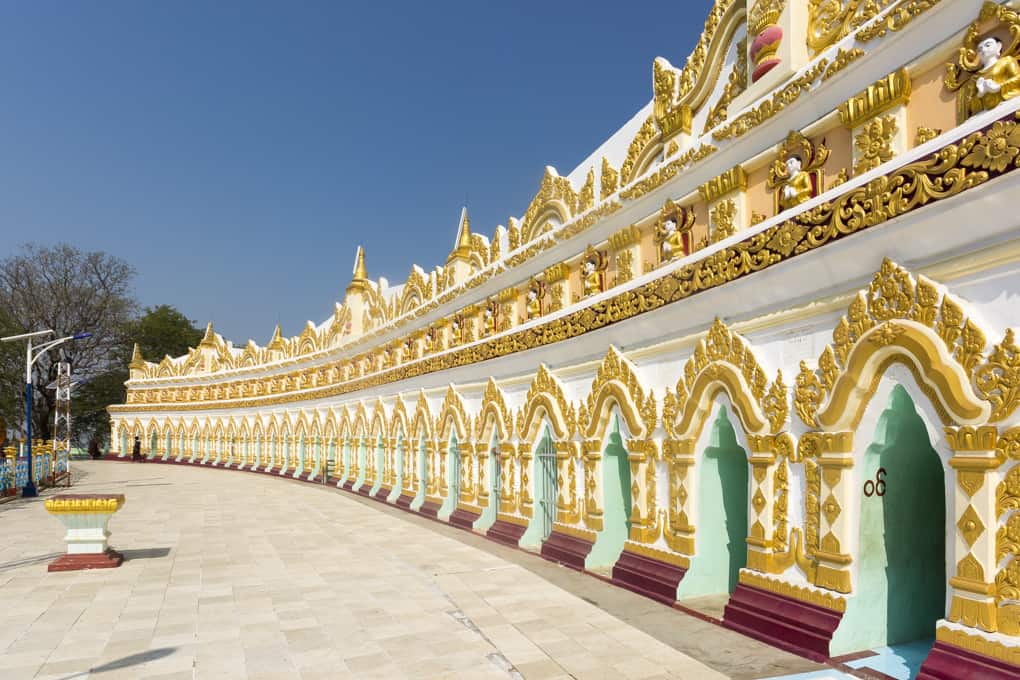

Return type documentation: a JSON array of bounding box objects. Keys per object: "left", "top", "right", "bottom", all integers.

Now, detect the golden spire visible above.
[
  {"left": 128, "top": 342, "right": 146, "bottom": 370},
  {"left": 347, "top": 246, "right": 370, "bottom": 294},
  {"left": 448, "top": 206, "right": 473, "bottom": 262},
  {"left": 198, "top": 322, "right": 217, "bottom": 349},
  {"left": 266, "top": 323, "right": 286, "bottom": 352}
]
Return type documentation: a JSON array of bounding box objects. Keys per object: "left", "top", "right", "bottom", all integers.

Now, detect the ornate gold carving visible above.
[
  {"left": 915, "top": 126, "right": 942, "bottom": 145},
  {"left": 580, "top": 346, "right": 656, "bottom": 439},
  {"left": 946, "top": 2, "right": 1020, "bottom": 121},
  {"left": 822, "top": 47, "right": 866, "bottom": 81},
  {"left": 580, "top": 245, "right": 608, "bottom": 299},
  {"left": 698, "top": 165, "right": 747, "bottom": 204},
  {"left": 520, "top": 167, "right": 578, "bottom": 245},
  {"left": 768, "top": 130, "right": 829, "bottom": 213},
  {"left": 710, "top": 199, "right": 738, "bottom": 243},
  {"left": 855, "top": 0, "right": 943, "bottom": 43},
  {"left": 998, "top": 464, "right": 1020, "bottom": 518},
  {"left": 619, "top": 144, "right": 718, "bottom": 201},
  {"left": 713, "top": 59, "right": 829, "bottom": 141},
  {"left": 704, "top": 37, "right": 747, "bottom": 134},
  {"left": 796, "top": 258, "right": 994, "bottom": 429},
  {"left": 807, "top": 0, "right": 895, "bottom": 55},
  {"left": 517, "top": 364, "right": 577, "bottom": 440},
  {"left": 577, "top": 167, "right": 595, "bottom": 213},
  {"left": 655, "top": 199, "right": 695, "bottom": 265},
  {"left": 975, "top": 328, "right": 1020, "bottom": 421},
  {"left": 854, "top": 115, "right": 899, "bottom": 174},
  {"left": 44, "top": 495, "right": 125, "bottom": 514},
  {"left": 839, "top": 68, "right": 911, "bottom": 129},
  {"left": 621, "top": 115, "right": 661, "bottom": 185},
  {"left": 600, "top": 157, "right": 619, "bottom": 200},
  {"left": 958, "top": 504, "right": 986, "bottom": 547},
  {"left": 121, "top": 124, "right": 1017, "bottom": 416}
]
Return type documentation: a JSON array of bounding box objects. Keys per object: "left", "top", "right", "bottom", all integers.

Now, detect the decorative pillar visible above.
[
  {"left": 839, "top": 69, "right": 911, "bottom": 179},
  {"left": 698, "top": 166, "right": 747, "bottom": 245},
  {"left": 662, "top": 440, "right": 695, "bottom": 556},
  {"left": 609, "top": 226, "right": 640, "bottom": 288},
  {"left": 945, "top": 426, "right": 1001, "bottom": 633},
  {"left": 555, "top": 441, "right": 582, "bottom": 524},
  {"left": 581, "top": 439, "right": 604, "bottom": 531},
  {"left": 626, "top": 438, "right": 660, "bottom": 543}
]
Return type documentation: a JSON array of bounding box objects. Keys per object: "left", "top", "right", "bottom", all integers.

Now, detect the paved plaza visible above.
[{"left": 0, "top": 462, "right": 834, "bottom": 679}]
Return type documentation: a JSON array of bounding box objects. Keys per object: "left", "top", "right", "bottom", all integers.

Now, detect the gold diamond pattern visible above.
[
  {"left": 752, "top": 489, "right": 767, "bottom": 513},
  {"left": 822, "top": 494, "right": 841, "bottom": 526},
  {"left": 957, "top": 504, "right": 985, "bottom": 547}
]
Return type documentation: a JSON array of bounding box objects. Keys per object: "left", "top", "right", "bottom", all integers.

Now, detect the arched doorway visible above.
[
  {"left": 831, "top": 386, "right": 945, "bottom": 678},
  {"left": 149, "top": 430, "right": 158, "bottom": 460},
  {"left": 388, "top": 434, "right": 404, "bottom": 503},
  {"left": 410, "top": 435, "right": 428, "bottom": 511},
  {"left": 521, "top": 426, "right": 558, "bottom": 547},
  {"left": 474, "top": 434, "right": 500, "bottom": 531},
  {"left": 676, "top": 406, "right": 748, "bottom": 612},
  {"left": 440, "top": 433, "right": 461, "bottom": 520},
  {"left": 587, "top": 415, "right": 632, "bottom": 568}
]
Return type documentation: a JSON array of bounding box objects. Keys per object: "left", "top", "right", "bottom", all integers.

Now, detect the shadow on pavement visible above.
[
  {"left": 121, "top": 547, "right": 172, "bottom": 560},
  {"left": 57, "top": 647, "right": 177, "bottom": 679}
]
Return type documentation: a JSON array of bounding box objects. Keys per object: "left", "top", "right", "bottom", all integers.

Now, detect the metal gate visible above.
[
  {"left": 536, "top": 435, "right": 558, "bottom": 541},
  {"left": 449, "top": 442, "right": 461, "bottom": 502}
]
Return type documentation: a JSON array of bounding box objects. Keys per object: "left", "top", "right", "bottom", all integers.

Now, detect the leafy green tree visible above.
[
  {"left": 0, "top": 243, "right": 135, "bottom": 446},
  {"left": 125, "top": 305, "right": 205, "bottom": 363},
  {"left": 74, "top": 305, "right": 204, "bottom": 445}
]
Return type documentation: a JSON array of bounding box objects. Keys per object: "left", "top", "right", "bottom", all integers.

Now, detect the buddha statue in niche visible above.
[
  {"left": 974, "top": 36, "right": 1020, "bottom": 112},
  {"left": 449, "top": 318, "right": 463, "bottom": 346},
  {"left": 525, "top": 280, "right": 544, "bottom": 320},
  {"left": 768, "top": 131, "right": 829, "bottom": 215},
  {"left": 779, "top": 156, "right": 813, "bottom": 210},
  {"left": 581, "top": 246, "right": 606, "bottom": 298},
  {"left": 655, "top": 199, "right": 694, "bottom": 264},
  {"left": 482, "top": 306, "right": 497, "bottom": 337}
]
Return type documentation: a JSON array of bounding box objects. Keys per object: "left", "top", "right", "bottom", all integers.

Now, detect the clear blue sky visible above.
[{"left": 0, "top": 0, "right": 714, "bottom": 346}]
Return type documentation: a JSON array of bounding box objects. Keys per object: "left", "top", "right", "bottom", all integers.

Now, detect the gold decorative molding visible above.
[
  {"left": 44, "top": 495, "right": 125, "bottom": 514},
  {"left": 838, "top": 68, "right": 911, "bottom": 129},
  {"left": 622, "top": 539, "right": 690, "bottom": 569},
  {"left": 738, "top": 571, "right": 847, "bottom": 612},
  {"left": 118, "top": 121, "right": 1020, "bottom": 417},
  {"left": 698, "top": 165, "right": 747, "bottom": 203}
]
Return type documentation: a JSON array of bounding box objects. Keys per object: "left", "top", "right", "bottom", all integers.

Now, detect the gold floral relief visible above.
[{"left": 853, "top": 115, "right": 898, "bottom": 174}]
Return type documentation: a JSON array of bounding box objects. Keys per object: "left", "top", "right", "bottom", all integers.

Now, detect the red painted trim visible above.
[{"left": 48, "top": 548, "right": 123, "bottom": 572}]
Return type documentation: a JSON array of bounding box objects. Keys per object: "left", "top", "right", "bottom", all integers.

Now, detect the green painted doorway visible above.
[
  {"left": 676, "top": 406, "right": 748, "bottom": 601},
  {"left": 587, "top": 416, "right": 632, "bottom": 568},
  {"left": 830, "top": 385, "right": 946, "bottom": 659}
]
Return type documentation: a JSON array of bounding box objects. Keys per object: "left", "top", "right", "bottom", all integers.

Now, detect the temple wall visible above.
[{"left": 109, "top": 1, "right": 1020, "bottom": 673}]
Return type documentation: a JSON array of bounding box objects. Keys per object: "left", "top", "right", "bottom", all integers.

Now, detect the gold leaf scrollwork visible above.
[{"left": 975, "top": 329, "right": 1020, "bottom": 422}]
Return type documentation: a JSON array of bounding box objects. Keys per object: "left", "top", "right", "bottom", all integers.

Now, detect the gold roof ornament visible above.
[
  {"left": 448, "top": 207, "right": 472, "bottom": 263},
  {"left": 266, "top": 324, "right": 287, "bottom": 353},
  {"left": 128, "top": 343, "right": 146, "bottom": 370},
  {"left": 198, "top": 322, "right": 217, "bottom": 349},
  {"left": 347, "top": 246, "right": 370, "bottom": 294}
]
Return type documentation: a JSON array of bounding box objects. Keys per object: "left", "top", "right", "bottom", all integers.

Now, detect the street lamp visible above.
[{"left": 1, "top": 329, "right": 92, "bottom": 497}]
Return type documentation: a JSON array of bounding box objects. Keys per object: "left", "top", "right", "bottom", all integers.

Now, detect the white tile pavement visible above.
[{"left": 0, "top": 461, "right": 730, "bottom": 679}]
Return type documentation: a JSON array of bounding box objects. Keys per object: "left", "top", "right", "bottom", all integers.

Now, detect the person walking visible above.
[
  {"left": 88, "top": 437, "right": 100, "bottom": 460},
  {"left": 131, "top": 435, "right": 142, "bottom": 462}
]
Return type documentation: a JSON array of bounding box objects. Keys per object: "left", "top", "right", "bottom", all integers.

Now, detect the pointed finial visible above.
[
  {"left": 128, "top": 342, "right": 146, "bottom": 370},
  {"left": 266, "top": 323, "right": 286, "bottom": 352},
  {"left": 352, "top": 246, "right": 368, "bottom": 280},
  {"left": 346, "top": 246, "right": 370, "bottom": 294},
  {"left": 448, "top": 206, "right": 473, "bottom": 262},
  {"left": 199, "top": 322, "right": 217, "bottom": 348}
]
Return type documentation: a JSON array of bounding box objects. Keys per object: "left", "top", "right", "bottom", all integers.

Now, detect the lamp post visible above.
[{"left": 1, "top": 329, "right": 92, "bottom": 497}]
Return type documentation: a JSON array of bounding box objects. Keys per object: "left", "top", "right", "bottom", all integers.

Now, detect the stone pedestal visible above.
[{"left": 44, "top": 494, "right": 126, "bottom": 572}]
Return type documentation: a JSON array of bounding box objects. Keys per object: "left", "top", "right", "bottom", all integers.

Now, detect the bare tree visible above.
[{"left": 0, "top": 243, "right": 136, "bottom": 443}]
